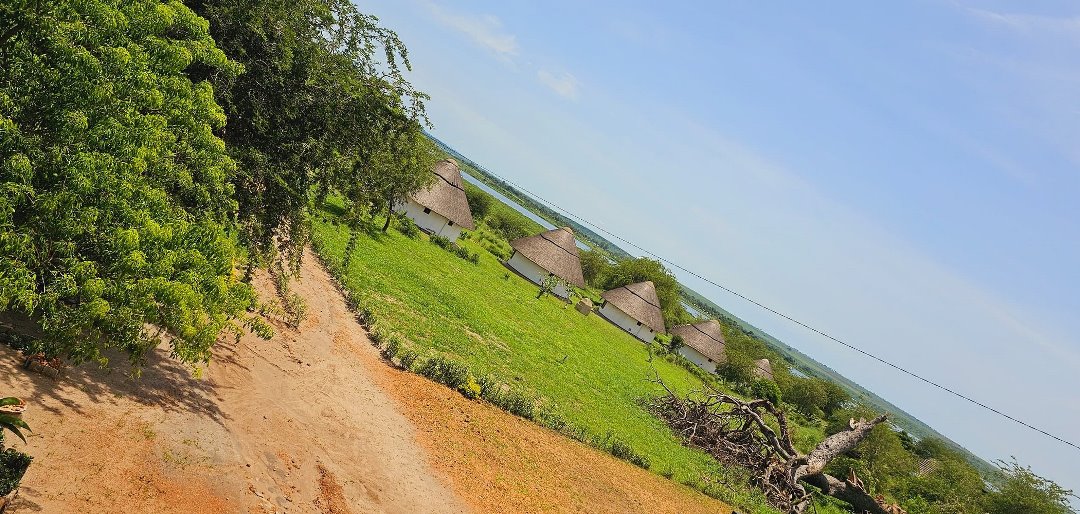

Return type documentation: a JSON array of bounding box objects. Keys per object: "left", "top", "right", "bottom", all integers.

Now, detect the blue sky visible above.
[{"left": 355, "top": 0, "right": 1080, "bottom": 493}]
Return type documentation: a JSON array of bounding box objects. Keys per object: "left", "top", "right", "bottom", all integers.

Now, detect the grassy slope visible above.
[{"left": 311, "top": 202, "right": 775, "bottom": 511}]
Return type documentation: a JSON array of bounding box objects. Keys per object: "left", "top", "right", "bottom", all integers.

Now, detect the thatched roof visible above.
[
  {"left": 410, "top": 159, "right": 475, "bottom": 230},
  {"left": 671, "top": 320, "right": 726, "bottom": 363},
  {"left": 601, "top": 281, "right": 665, "bottom": 333},
  {"left": 509, "top": 227, "right": 586, "bottom": 287},
  {"left": 753, "top": 358, "right": 774, "bottom": 380}
]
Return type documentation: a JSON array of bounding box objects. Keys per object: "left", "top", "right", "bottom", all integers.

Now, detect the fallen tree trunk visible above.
[{"left": 649, "top": 378, "right": 897, "bottom": 513}]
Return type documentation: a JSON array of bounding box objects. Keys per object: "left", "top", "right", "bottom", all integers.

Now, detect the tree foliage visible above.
[
  {"left": 462, "top": 182, "right": 493, "bottom": 220},
  {"left": 579, "top": 249, "right": 612, "bottom": 287},
  {"left": 984, "top": 459, "right": 1073, "bottom": 514},
  {"left": 0, "top": 0, "right": 261, "bottom": 368},
  {"left": 187, "top": 0, "right": 430, "bottom": 260}
]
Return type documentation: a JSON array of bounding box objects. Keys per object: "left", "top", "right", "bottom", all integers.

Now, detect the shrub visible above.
[
  {"left": 485, "top": 209, "right": 532, "bottom": 241},
  {"left": 496, "top": 388, "right": 537, "bottom": 420},
  {"left": 451, "top": 244, "right": 473, "bottom": 262},
  {"left": 396, "top": 217, "right": 421, "bottom": 239},
  {"left": 460, "top": 375, "right": 482, "bottom": 399},
  {"left": 610, "top": 438, "right": 650, "bottom": 469},
  {"left": 398, "top": 348, "right": 420, "bottom": 370},
  {"left": 381, "top": 336, "right": 400, "bottom": 359},
  {"left": 751, "top": 379, "right": 782, "bottom": 405},
  {"left": 418, "top": 356, "right": 471, "bottom": 390},
  {"left": 0, "top": 447, "right": 31, "bottom": 496},
  {"left": 429, "top": 235, "right": 452, "bottom": 249},
  {"left": 284, "top": 292, "right": 308, "bottom": 328}
]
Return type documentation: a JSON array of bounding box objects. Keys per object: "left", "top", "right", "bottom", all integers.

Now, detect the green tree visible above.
[
  {"left": 579, "top": 249, "right": 612, "bottom": 287},
  {"left": 354, "top": 127, "right": 438, "bottom": 232},
  {"left": 0, "top": 0, "right": 263, "bottom": 368},
  {"left": 602, "top": 257, "right": 687, "bottom": 328},
  {"left": 188, "top": 0, "right": 429, "bottom": 262},
  {"left": 984, "top": 459, "right": 1072, "bottom": 514},
  {"left": 899, "top": 455, "right": 985, "bottom": 514},
  {"left": 750, "top": 379, "right": 781, "bottom": 405},
  {"left": 462, "top": 182, "right": 493, "bottom": 220},
  {"left": 781, "top": 376, "right": 828, "bottom": 418},
  {"left": 485, "top": 208, "right": 533, "bottom": 241}
]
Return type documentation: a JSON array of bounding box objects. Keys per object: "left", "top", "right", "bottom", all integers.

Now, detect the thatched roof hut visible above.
[
  {"left": 408, "top": 159, "right": 475, "bottom": 230},
  {"left": 508, "top": 227, "right": 586, "bottom": 288},
  {"left": 671, "top": 320, "right": 727, "bottom": 364},
  {"left": 600, "top": 281, "right": 666, "bottom": 334}
]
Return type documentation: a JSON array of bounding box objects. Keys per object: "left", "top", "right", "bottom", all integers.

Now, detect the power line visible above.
[{"left": 468, "top": 167, "right": 1080, "bottom": 454}]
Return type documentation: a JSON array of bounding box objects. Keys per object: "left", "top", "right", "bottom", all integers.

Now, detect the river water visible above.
[{"left": 461, "top": 173, "right": 589, "bottom": 250}]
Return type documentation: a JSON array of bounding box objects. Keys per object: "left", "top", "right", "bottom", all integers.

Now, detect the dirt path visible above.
[
  {"left": 2, "top": 250, "right": 465, "bottom": 513},
  {"left": 2, "top": 250, "right": 732, "bottom": 513}
]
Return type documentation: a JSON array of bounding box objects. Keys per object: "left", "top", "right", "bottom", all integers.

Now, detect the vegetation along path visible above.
[{"left": 2, "top": 249, "right": 730, "bottom": 513}]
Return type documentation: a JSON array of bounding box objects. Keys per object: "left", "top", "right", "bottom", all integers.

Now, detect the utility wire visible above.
[{"left": 467, "top": 166, "right": 1080, "bottom": 453}]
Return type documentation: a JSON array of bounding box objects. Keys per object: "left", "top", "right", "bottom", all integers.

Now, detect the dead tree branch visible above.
[{"left": 648, "top": 377, "right": 895, "bottom": 513}]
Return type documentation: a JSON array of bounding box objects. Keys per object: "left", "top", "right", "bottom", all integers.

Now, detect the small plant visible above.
[
  {"left": 0, "top": 397, "right": 31, "bottom": 498},
  {"left": 610, "top": 437, "right": 650, "bottom": 469},
  {"left": 0, "top": 398, "right": 28, "bottom": 444},
  {"left": 395, "top": 217, "right": 421, "bottom": 239},
  {"left": 398, "top": 348, "right": 420, "bottom": 370},
  {"left": 381, "top": 336, "right": 401, "bottom": 360},
  {"left": 0, "top": 446, "right": 31, "bottom": 497},
  {"left": 418, "top": 356, "right": 470, "bottom": 390},
  {"left": 429, "top": 235, "right": 452, "bottom": 249},
  {"left": 460, "top": 375, "right": 482, "bottom": 399},
  {"left": 284, "top": 292, "right": 308, "bottom": 328},
  {"left": 536, "top": 274, "right": 570, "bottom": 299}
]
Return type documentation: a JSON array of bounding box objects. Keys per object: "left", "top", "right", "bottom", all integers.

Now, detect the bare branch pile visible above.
[{"left": 649, "top": 377, "right": 899, "bottom": 513}]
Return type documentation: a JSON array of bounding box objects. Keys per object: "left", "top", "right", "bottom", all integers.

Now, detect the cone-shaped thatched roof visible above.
[
  {"left": 509, "top": 227, "right": 586, "bottom": 287},
  {"left": 671, "top": 320, "right": 726, "bottom": 363},
  {"left": 601, "top": 281, "right": 665, "bottom": 333},
  {"left": 753, "top": 358, "right": 774, "bottom": 380},
  {"left": 410, "top": 159, "right": 475, "bottom": 230}
]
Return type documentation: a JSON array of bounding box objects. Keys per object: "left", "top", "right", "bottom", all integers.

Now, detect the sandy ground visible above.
[{"left": 1, "top": 250, "right": 731, "bottom": 513}]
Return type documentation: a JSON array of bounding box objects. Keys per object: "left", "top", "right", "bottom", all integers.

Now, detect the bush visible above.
[
  {"left": 0, "top": 447, "right": 31, "bottom": 496},
  {"left": 429, "top": 235, "right": 452, "bottom": 249},
  {"left": 610, "top": 438, "right": 650, "bottom": 469},
  {"left": 460, "top": 375, "right": 482, "bottom": 399},
  {"left": 495, "top": 388, "right": 537, "bottom": 420},
  {"left": 485, "top": 209, "right": 532, "bottom": 241},
  {"left": 381, "top": 336, "right": 400, "bottom": 359},
  {"left": 427, "top": 236, "right": 479, "bottom": 264},
  {"left": 751, "top": 379, "right": 782, "bottom": 405},
  {"left": 398, "top": 348, "right": 420, "bottom": 370},
  {"left": 395, "top": 217, "right": 421, "bottom": 239},
  {"left": 418, "top": 355, "right": 470, "bottom": 390}
]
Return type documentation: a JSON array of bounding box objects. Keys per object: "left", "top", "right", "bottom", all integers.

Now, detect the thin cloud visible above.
[
  {"left": 537, "top": 69, "right": 581, "bottom": 99},
  {"left": 966, "top": 7, "right": 1080, "bottom": 40},
  {"left": 424, "top": 2, "right": 518, "bottom": 59}
]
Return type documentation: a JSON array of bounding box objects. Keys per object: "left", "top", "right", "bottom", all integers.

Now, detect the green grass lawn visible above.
[{"left": 311, "top": 201, "right": 777, "bottom": 512}]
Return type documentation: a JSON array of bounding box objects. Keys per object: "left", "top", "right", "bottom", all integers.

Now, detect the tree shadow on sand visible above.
[{"left": 0, "top": 338, "right": 253, "bottom": 427}]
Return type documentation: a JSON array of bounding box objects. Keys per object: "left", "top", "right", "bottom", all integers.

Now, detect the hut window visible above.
[
  {"left": 447, "top": 220, "right": 454, "bottom": 226},
  {"left": 423, "top": 207, "right": 431, "bottom": 214}
]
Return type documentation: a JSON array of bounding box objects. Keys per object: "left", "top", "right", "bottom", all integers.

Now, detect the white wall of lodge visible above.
[
  {"left": 677, "top": 345, "right": 718, "bottom": 374},
  {"left": 597, "top": 301, "right": 656, "bottom": 343},
  {"left": 396, "top": 198, "right": 463, "bottom": 241},
  {"left": 506, "top": 251, "right": 571, "bottom": 299}
]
